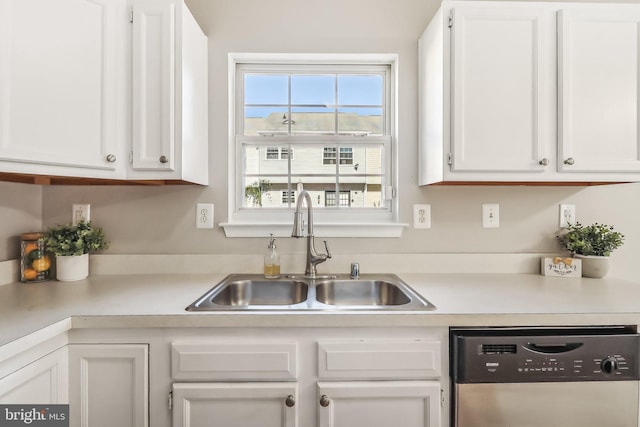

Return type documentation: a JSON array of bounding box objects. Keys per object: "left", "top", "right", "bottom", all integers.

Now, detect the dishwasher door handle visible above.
[{"left": 525, "top": 342, "right": 583, "bottom": 353}]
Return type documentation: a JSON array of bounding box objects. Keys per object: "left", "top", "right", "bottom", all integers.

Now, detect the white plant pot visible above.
[
  {"left": 575, "top": 254, "right": 610, "bottom": 279},
  {"left": 56, "top": 253, "right": 89, "bottom": 281}
]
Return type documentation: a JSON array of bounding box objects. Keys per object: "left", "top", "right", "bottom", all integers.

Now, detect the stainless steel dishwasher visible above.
[{"left": 451, "top": 326, "right": 640, "bottom": 427}]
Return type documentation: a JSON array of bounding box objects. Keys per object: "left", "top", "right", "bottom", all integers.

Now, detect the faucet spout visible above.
[{"left": 291, "top": 190, "right": 331, "bottom": 276}]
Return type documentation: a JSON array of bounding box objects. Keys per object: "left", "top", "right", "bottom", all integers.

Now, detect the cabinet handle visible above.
[
  {"left": 563, "top": 157, "right": 575, "bottom": 165},
  {"left": 538, "top": 158, "right": 549, "bottom": 166},
  {"left": 285, "top": 395, "right": 295, "bottom": 408},
  {"left": 106, "top": 154, "right": 116, "bottom": 163},
  {"left": 320, "top": 395, "right": 330, "bottom": 407},
  {"left": 159, "top": 155, "right": 168, "bottom": 164}
]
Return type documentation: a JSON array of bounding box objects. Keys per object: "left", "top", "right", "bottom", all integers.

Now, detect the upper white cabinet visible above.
[
  {"left": 419, "top": 1, "right": 640, "bottom": 184},
  {"left": 0, "top": 0, "right": 208, "bottom": 185},
  {"left": 558, "top": 8, "right": 640, "bottom": 174},
  {"left": 449, "top": 6, "right": 550, "bottom": 175},
  {"left": 0, "top": 0, "right": 127, "bottom": 180},
  {"left": 130, "top": 0, "right": 208, "bottom": 185}
]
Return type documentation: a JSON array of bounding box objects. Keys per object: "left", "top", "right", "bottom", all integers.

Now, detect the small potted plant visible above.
[
  {"left": 557, "top": 222, "right": 624, "bottom": 278},
  {"left": 44, "top": 221, "right": 109, "bottom": 281}
]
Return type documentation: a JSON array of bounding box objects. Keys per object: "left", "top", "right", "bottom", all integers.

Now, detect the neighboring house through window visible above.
[{"left": 221, "top": 53, "right": 402, "bottom": 237}]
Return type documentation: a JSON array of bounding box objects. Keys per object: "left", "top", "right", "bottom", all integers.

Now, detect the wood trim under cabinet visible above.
[{"left": 0, "top": 172, "right": 199, "bottom": 186}]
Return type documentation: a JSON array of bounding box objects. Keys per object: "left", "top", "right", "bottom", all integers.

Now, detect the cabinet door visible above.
[
  {"left": 132, "top": 1, "right": 176, "bottom": 172},
  {"left": 558, "top": 7, "right": 640, "bottom": 173},
  {"left": 317, "top": 381, "right": 440, "bottom": 427},
  {"left": 68, "top": 344, "right": 148, "bottom": 427},
  {"left": 0, "top": 0, "right": 121, "bottom": 174},
  {"left": 172, "top": 382, "right": 298, "bottom": 427},
  {"left": 0, "top": 347, "right": 68, "bottom": 404},
  {"left": 450, "top": 6, "right": 550, "bottom": 173}
]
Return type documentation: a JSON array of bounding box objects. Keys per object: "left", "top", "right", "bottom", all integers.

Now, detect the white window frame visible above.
[{"left": 220, "top": 53, "right": 406, "bottom": 238}]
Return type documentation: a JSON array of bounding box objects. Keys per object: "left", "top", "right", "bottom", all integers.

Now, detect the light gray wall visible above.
[
  {"left": 2, "top": 0, "right": 638, "bottom": 280},
  {"left": 0, "top": 182, "right": 42, "bottom": 260}
]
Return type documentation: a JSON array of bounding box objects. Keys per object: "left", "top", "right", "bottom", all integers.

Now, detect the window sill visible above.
[{"left": 219, "top": 222, "right": 408, "bottom": 238}]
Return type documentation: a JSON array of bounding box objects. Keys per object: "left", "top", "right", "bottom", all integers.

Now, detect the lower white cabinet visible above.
[
  {"left": 0, "top": 346, "right": 68, "bottom": 404},
  {"left": 168, "top": 328, "right": 446, "bottom": 427},
  {"left": 172, "top": 382, "right": 298, "bottom": 427},
  {"left": 317, "top": 381, "right": 441, "bottom": 427},
  {"left": 68, "top": 344, "right": 149, "bottom": 427}
]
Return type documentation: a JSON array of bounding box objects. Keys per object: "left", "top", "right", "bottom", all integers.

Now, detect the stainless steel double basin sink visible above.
[{"left": 186, "top": 273, "right": 436, "bottom": 311}]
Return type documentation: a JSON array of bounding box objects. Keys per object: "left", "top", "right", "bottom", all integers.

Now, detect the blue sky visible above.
[{"left": 245, "top": 74, "right": 383, "bottom": 117}]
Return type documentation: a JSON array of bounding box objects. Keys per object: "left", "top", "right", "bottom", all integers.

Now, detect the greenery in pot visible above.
[
  {"left": 44, "top": 221, "right": 109, "bottom": 256},
  {"left": 557, "top": 222, "right": 624, "bottom": 257}
]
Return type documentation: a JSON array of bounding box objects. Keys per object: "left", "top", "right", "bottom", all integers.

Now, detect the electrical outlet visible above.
[
  {"left": 559, "top": 204, "right": 576, "bottom": 228},
  {"left": 413, "top": 204, "right": 431, "bottom": 229},
  {"left": 482, "top": 203, "right": 499, "bottom": 228},
  {"left": 72, "top": 204, "right": 90, "bottom": 225},
  {"left": 196, "top": 203, "right": 214, "bottom": 229}
]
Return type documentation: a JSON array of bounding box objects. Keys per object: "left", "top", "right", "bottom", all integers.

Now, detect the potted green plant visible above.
[
  {"left": 44, "top": 221, "right": 109, "bottom": 281},
  {"left": 557, "top": 222, "right": 624, "bottom": 278}
]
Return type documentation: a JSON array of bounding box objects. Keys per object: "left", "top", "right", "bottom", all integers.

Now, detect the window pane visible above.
[
  {"left": 341, "top": 183, "right": 381, "bottom": 208},
  {"left": 244, "top": 107, "right": 289, "bottom": 136},
  {"left": 323, "top": 147, "right": 337, "bottom": 165},
  {"left": 242, "top": 144, "right": 291, "bottom": 174},
  {"left": 338, "top": 75, "right": 383, "bottom": 106},
  {"left": 245, "top": 74, "right": 288, "bottom": 105},
  {"left": 338, "top": 145, "right": 382, "bottom": 174},
  {"left": 237, "top": 63, "right": 392, "bottom": 215},
  {"left": 243, "top": 176, "right": 290, "bottom": 208},
  {"left": 291, "top": 145, "right": 337, "bottom": 175},
  {"left": 339, "top": 147, "right": 353, "bottom": 164},
  {"left": 291, "top": 75, "right": 335, "bottom": 105},
  {"left": 291, "top": 107, "right": 335, "bottom": 134},
  {"left": 338, "top": 108, "right": 383, "bottom": 136},
  {"left": 266, "top": 147, "right": 280, "bottom": 160},
  {"left": 281, "top": 147, "right": 293, "bottom": 160}
]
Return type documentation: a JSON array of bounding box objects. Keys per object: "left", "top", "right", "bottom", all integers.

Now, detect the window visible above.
[
  {"left": 323, "top": 147, "right": 353, "bottom": 165},
  {"left": 222, "top": 54, "right": 401, "bottom": 237},
  {"left": 282, "top": 191, "right": 295, "bottom": 205},
  {"left": 325, "top": 190, "right": 351, "bottom": 207},
  {"left": 265, "top": 147, "right": 293, "bottom": 160}
]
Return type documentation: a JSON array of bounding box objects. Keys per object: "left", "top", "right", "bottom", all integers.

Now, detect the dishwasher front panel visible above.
[{"left": 456, "top": 381, "right": 639, "bottom": 427}]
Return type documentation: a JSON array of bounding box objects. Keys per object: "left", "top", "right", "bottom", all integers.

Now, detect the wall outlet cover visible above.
[
  {"left": 413, "top": 204, "right": 431, "bottom": 229},
  {"left": 196, "top": 203, "right": 214, "bottom": 229}
]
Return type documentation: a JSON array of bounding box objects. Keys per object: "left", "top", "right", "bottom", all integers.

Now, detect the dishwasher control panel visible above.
[{"left": 451, "top": 327, "right": 640, "bottom": 383}]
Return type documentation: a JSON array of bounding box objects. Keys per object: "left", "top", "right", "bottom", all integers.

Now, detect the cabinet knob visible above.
[
  {"left": 285, "top": 395, "right": 295, "bottom": 408},
  {"left": 320, "top": 395, "right": 331, "bottom": 407},
  {"left": 106, "top": 154, "right": 116, "bottom": 163},
  {"left": 564, "top": 157, "right": 575, "bottom": 165},
  {"left": 159, "top": 155, "right": 168, "bottom": 164},
  {"left": 538, "top": 158, "right": 549, "bottom": 166}
]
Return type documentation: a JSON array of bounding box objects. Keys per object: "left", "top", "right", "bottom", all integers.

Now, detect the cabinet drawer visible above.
[
  {"left": 171, "top": 342, "right": 297, "bottom": 381},
  {"left": 317, "top": 340, "right": 441, "bottom": 380}
]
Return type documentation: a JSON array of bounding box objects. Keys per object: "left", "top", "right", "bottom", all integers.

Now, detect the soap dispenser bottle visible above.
[{"left": 264, "top": 234, "right": 281, "bottom": 279}]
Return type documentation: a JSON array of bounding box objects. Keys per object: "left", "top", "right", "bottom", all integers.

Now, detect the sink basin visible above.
[
  {"left": 189, "top": 279, "right": 308, "bottom": 309},
  {"left": 315, "top": 280, "right": 411, "bottom": 306},
  {"left": 186, "top": 274, "right": 435, "bottom": 311}
]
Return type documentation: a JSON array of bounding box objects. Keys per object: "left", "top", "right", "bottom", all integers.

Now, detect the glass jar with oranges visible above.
[{"left": 20, "top": 232, "right": 51, "bottom": 282}]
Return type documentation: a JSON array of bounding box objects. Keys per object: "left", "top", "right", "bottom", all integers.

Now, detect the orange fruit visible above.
[
  {"left": 23, "top": 242, "right": 39, "bottom": 255},
  {"left": 23, "top": 268, "right": 38, "bottom": 280},
  {"left": 32, "top": 256, "right": 51, "bottom": 272}
]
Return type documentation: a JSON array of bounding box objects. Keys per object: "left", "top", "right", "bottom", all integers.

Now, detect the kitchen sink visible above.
[
  {"left": 315, "top": 279, "right": 411, "bottom": 306},
  {"left": 186, "top": 274, "right": 435, "bottom": 311},
  {"left": 208, "top": 279, "right": 308, "bottom": 306}
]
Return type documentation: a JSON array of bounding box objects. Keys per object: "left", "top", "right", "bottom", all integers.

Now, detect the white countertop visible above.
[{"left": 2, "top": 272, "right": 640, "bottom": 353}]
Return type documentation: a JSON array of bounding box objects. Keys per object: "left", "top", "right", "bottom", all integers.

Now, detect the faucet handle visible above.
[{"left": 323, "top": 240, "right": 332, "bottom": 259}]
